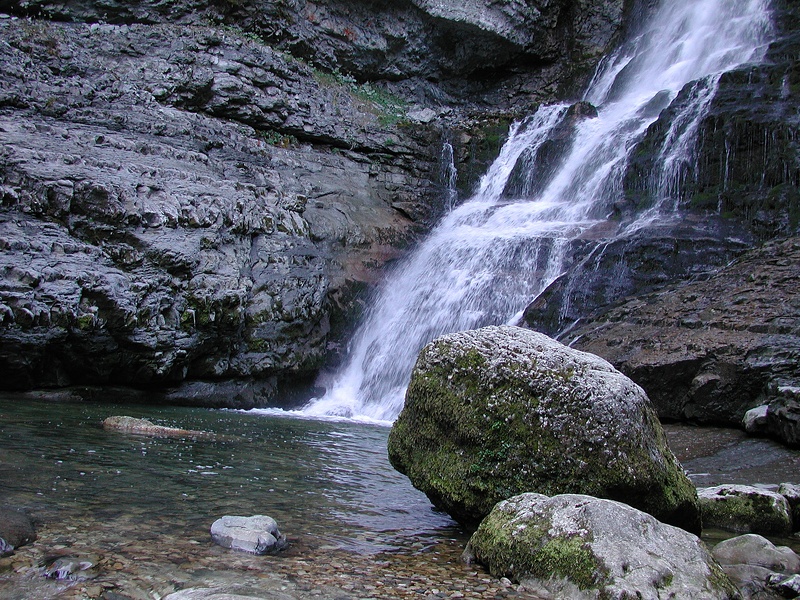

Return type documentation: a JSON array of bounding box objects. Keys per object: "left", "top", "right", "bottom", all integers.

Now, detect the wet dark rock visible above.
[
  {"left": 388, "top": 325, "right": 700, "bottom": 532},
  {"left": 466, "top": 493, "right": 737, "bottom": 599},
  {"left": 623, "top": 0, "right": 800, "bottom": 242},
  {"left": 521, "top": 1, "right": 800, "bottom": 428},
  {"left": 562, "top": 237, "right": 800, "bottom": 430},
  {"left": 0, "top": 507, "right": 36, "bottom": 556},
  {"left": 523, "top": 217, "right": 753, "bottom": 337},
  {"left": 713, "top": 534, "right": 800, "bottom": 600},
  {"left": 40, "top": 554, "right": 100, "bottom": 581},
  {"left": 0, "top": 0, "right": 629, "bottom": 404},
  {"left": 698, "top": 485, "right": 793, "bottom": 537},
  {"left": 503, "top": 100, "right": 600, "bottom": 199},
  {"left": 210, "top": 515, "right": 288, "bottom": 555}
]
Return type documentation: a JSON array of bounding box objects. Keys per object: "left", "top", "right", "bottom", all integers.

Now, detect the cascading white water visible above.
[{"left": 303, "top": 0, "right": 774, "bottom": 423}]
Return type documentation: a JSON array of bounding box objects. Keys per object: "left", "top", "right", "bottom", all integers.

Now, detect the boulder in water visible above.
[
  {"left": 698, "top": 485, "right": 793, "bottom": 536},
  {"left": 388, "top": 325, "right": 700, "bottom": 532},
  {"left": 712, "top": 534, "right": 800, "bottom": 599},
  {"left": 210, "top": 515, "right": 288, "bottom": 555},
  {"left": 0, "top": 507, "right": 36, "bottom": 556},
  {"left": 465, "top": 493, "right": 737, "bottom": 599}
]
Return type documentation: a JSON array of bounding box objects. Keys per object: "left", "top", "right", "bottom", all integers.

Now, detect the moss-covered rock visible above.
[
  {"left": 699, "top": 485, "right": 793, "bottom": 536},
  {"left": 388, "top": 325, "right": 700, "bottom": 533},
  {"left": 466, "top": 493, "right": 738, "bottom": 599}
]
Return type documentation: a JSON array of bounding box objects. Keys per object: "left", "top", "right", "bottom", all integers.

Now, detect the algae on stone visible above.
[
  {"left": 467, "top": 493, "right": 738, "bottom": 600},
  {"left": 388, "top": 326, "right": 700, "bottom": 532}
]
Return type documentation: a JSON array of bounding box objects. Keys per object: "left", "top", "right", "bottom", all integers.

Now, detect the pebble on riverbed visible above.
[{"left": 210, "top": 515, "right": 288, "bottom": 555}]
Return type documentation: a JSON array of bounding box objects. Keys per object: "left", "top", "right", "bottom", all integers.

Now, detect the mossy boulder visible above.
[
  {"left": 698, "top": 485, "right": 793, "bottom": 536},
  {"left": 388, "top": 325, "right": 700, "bottom": 533},
  {"left": 466, "top": 493, "right": 738, "bottom": 599}
]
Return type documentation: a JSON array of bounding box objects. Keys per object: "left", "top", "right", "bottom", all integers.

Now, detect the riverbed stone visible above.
[
  {"left": 779, "top": 483, "right": 800, "bottom": 531},
  {"left": 466, "top": 493, "right": 738, "bottom": 599},
  {"left": 699, "top": 485, "right": 793, "bottom": 536},
  {"left": 102, "top": 416, "right": 215, "bottom": 439},
  {"left": 388, "top": 325, "right": 700, "bottom": 532},
  {"left": 164, "top": 586, "right": 291, "bottom": 600},
  {"left": 0, "top": 507, "right": 36, "bottom": 556},
  {"left": 713, "top": 534, "right": 800, "bottom": 600},
  {"left": 210, "top": 516, "right": 288, "bottom": 555}
]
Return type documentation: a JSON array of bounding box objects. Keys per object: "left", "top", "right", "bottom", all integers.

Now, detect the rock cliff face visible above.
[
  {"left": 522, "top": 0, "right": 800, "bottom": 435},
  {"left": 0, "top": 1, "right": 627, "bottom": 403},
  {"left": 566, "top": 237, "right": 800, "bottom": 427}
]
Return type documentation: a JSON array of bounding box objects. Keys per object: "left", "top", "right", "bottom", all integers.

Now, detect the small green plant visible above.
[
  {"left": 258, "top": 129, "right": 298, "bottom": 148},
  {"left": 312, "top": 67, "right": 408, "bottom": 127}
]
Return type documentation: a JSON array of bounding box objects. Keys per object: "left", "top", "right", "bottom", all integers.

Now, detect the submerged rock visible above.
[
  {"left": 102, "top": 416, "right": 215, "bottom": 439},
  {"left": 466, "top": 493, "right": 738, "bottom": 599},
  {"left": 713, "top": 534, "right": 800, "bottom": 600},
  {"left": 698, "top": 485, "right": 793, "bottom": 536},
  {"left": 39, "top": 554, "right": 100, "bottom": 581},
  {"left": 210, "top": 515, "right": 288, "bottom": 555},
  {"left": 0, "top": 507, "right": 36, "bottom": 556},
  {"left": 164, "top": 588, "right": 289, "bottom": 600},
  {"left": 388, "top": 325, "right": 700, "bottom": 532}
]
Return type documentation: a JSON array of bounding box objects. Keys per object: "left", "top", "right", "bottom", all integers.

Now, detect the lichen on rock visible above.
[
  {"left": 388, "top": 325, "right": 700, "bottom": 532},
  {"left": 466, "top": 493, "right": 738, "bottom": 599}
]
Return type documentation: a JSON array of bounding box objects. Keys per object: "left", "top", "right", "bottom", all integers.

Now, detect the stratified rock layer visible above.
[
  {"left": 388, "top": 326, "right": 700, "bottom": 532},
  {"left": 0, "top": 0, "right": 628, "bottom": 404},
  {"left": 0, "top": 19, "right": 435, "bottom": 402},
  {"left": 567, "top": 238, "right": 800, "bottom": 429}
]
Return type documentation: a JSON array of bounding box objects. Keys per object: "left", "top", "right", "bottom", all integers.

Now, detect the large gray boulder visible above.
[
  {"left": 698, "top": 485, "right": 793, "bottom": 537},
  {"left": 388, "top": 325, "right": 700, "bottom": 533},
  {"left": 466, "top": 493, "right": 738, "bottom": 599}
]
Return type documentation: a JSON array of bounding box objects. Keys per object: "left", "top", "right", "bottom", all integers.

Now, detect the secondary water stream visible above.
[{"left": 304, "top": 0, "right": 774, "bottom": 422}]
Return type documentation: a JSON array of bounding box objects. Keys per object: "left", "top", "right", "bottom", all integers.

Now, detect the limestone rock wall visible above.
[{"left": 0, "top": 1, "right": 628, "bottom": 403}]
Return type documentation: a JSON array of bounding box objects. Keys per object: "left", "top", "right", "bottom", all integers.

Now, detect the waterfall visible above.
[
  {"left": 440, "top": 141, "right": 458, "bottom": 212},
  {"left": 303, "top": 0, "right": 774, "bottom": 423}
]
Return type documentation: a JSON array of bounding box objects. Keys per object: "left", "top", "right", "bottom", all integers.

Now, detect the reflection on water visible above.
[{"left": 0, "top": 396, "right": 461, "bottom": 556}]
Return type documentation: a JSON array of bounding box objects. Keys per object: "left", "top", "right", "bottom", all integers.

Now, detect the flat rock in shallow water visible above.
[
  {"left": 210, "top": 515, "right": 288, "bottom": 555},
  {"left": 466, "top": 493, "right": 738, "bottom": 600},
  {"left": 698, "top": 485, "right": 793, "bottom": 536},
  {"left": 164, "top": 588, "right": 292, "bottom": 600},
  {"left": 102, "top": 416, "right": 215, "bottom": 439}
]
